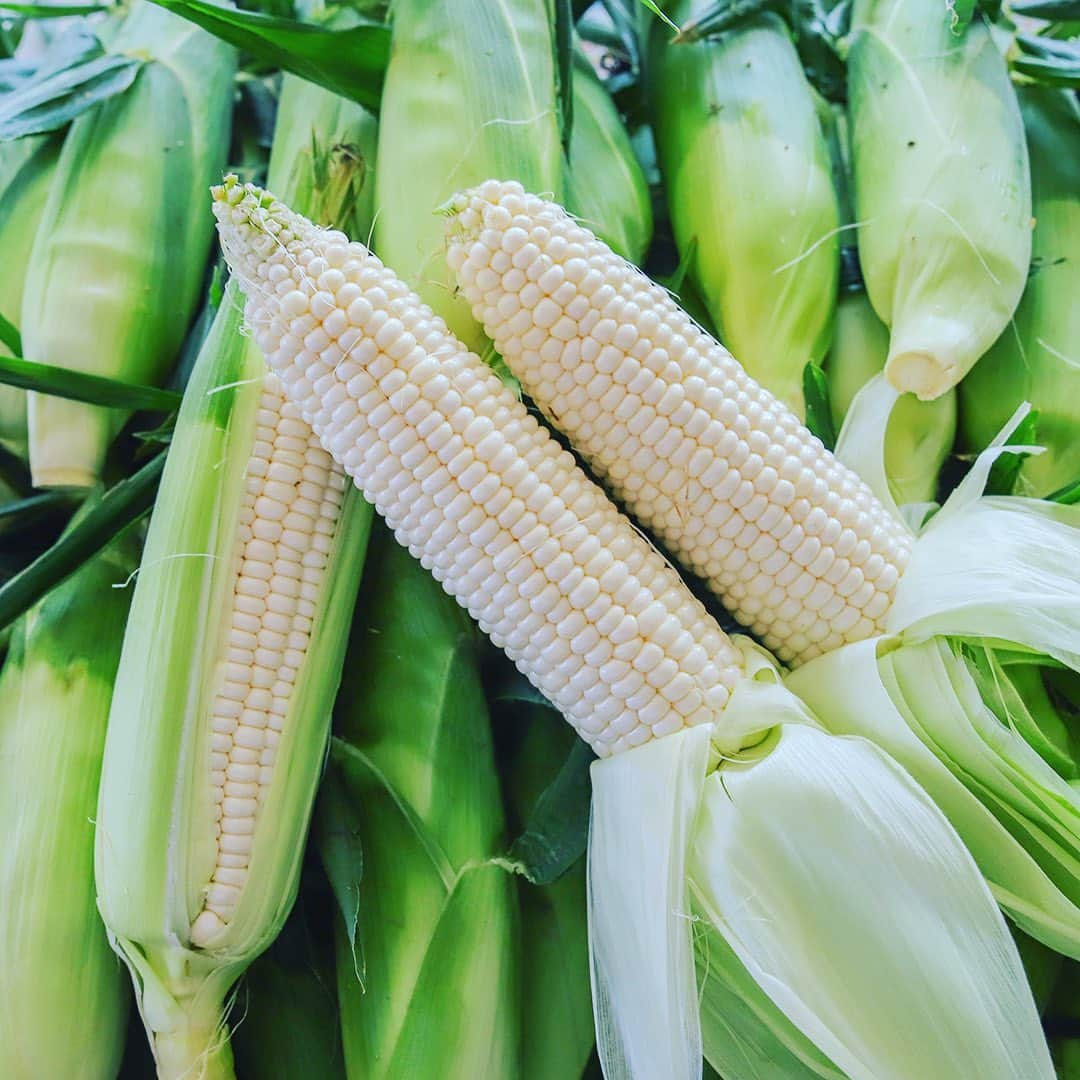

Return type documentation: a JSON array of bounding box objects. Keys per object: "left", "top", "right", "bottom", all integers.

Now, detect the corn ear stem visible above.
[
  {"left": 848, "top": 0, "right": 1032, "bottom": 399},
  {"left": 374, "top": 0, "right": 563, "bottom": 353},
  {"left": 650, "top": 5, "right": 839, "bottom": 415},
  {"left": 0, "top": 501, "right": 135, "bottom": 1079},
  {"left": 22, "top": 0, "right": 234, "bottom": 487},
  {"left": 959, "top": 88, "right": 1080, "bottom": 497}
]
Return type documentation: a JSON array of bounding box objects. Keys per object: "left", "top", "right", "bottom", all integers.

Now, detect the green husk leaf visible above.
[
  {"left": 1010, "top": 0, "right": 1080, "bottom": 15},
  {"left": 0, "top": 53, "right": 142, "bottom": 139},
  {"left": 508, "top": 738, "right": 593, "bottom": 885},
  {"left": 0, "top": 2, "right": 110, "bottom": 16},
  {"left": 0, "top": 310, "right": 21, "bottom": 355},
  {"left": 0, "top": 354, "right": 182, "bottom": 411},
  {"left": 802, "top": 362, "right": 836, "bottom": 450},
  {"left": 0, "top": 451, "right": 163, "bottom": 631},
  {"left": 145, "top": 0, "right": 388, "bottom": 109}
]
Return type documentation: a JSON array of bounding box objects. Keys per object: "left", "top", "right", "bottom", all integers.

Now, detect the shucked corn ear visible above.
[
  {"left": 565, "top": 50, "right": 652, "bottom": 265},
  {"left": 0, "top": 133, "right": 59, "bottom": 453},
  {"left": 21, "top": 0, "right": 233, "bottom": 488},
  {"left": 650, "top": 6, "right": 839, "bottom": 415},
  {"left": 0, "top": 507, "right": 135, "bottom": 1079},
  {"left": 213, "top": 176, "right": 1054, "bottom": 1080},
  {"left": 446, "top": 183, "right": 1080, "bottom": 958},
  {"left": 959, "top": 88, "right": 1080, "bottom": 497},
  {"left": 847, "top": 0, "right": 1031, "bottom": 400},
  {"left": 215, "top": 177, "right": 744, "bottom": 755},
  {"left": 828, "top": 285, "right": 955, "bottom": 507},
  {"left": 374, "top": 0, "right": 563, "bottom": 354},
  {"left": 446, "top": 181, "right": 911, "bottom": 667}
]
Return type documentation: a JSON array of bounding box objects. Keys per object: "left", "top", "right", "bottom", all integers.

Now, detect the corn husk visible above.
[
  {"left": 375, "top": 0, "right": 563, "bottom": 354},
  {"left": 959, "top": 88, "right": 1080, "bottom": 497},
  {"left": 650, "top": 6, "right": 839, "bottom": 414},
  {"left": 589, "top": 642, "right": 1053, "bottom": 1079},
  {"left": 0, "top": 506, "right": 135, "bottom": 1079},
  {"left": 793, "top": 383, "right": 1080, "bottom": 958},
  {"left": 565, "top": 51, "right": 652, "bottom": 264},
  {"left": 326, "top": 527, "right": 518, "bottom": 1079},
  {"left": 848, "top": 0, "right": 1031, "bottom": 400},
  {"left": 22, "top": 1, "right": 234, "bottom": 487},
  {"left": 95, "top": 78, "right": 377, "bottom": 1077},
  {"left": 828, "top": 288, "right": 955, "bottom": 505},
  {"left": 0, "top": 133, "right": 59, "bottom": 452},
  {"left": 501, "top": 707, "right": 595, "bottom": 1080}
]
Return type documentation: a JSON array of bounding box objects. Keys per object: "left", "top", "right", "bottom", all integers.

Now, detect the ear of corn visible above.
[
  {"left": 847, "top": 0, "right": 1031, "bottom": 400},
  {"left": 21, "top": 1, "right": 234, "bottom": 488},
  {"left": 328, "top": 525, "right": 519, "bottom": 1078},
  {"left": 95, "top": 289, "right": 369, "bottom": 1078},
  {"left": 959, "top": 88, "right": 1080, "bottom": 497},
  {"left": 374, "top": 0, "right": 563, "bottom": 354},
  {"left": 0, "top": 133, "right": 59, "bottom": 453},
  {"left": 565, "top": 50, "right": 652, "bottom": 264},
  {"left": 828, "top": 287, "right": 956, "bottom": 506},
  {"left": 446, "top": 180, "right": 911, "bottom": 667},
  {"left": 0, "top": 504, "right": 135, "bottom": 1080},
  {"left": 649, "top": 6, "right": 839, "bottom": 415},
  {"left": 214, "top": 177, "right": 1055, "bottom": 1080}
]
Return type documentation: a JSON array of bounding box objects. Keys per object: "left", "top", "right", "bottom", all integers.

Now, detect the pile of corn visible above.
[{"left": 1, "top": 0, "right": 1078, "bottom": 1077}]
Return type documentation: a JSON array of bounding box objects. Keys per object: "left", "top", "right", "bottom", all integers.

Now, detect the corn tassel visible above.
[
  {"left": 565, "top": 51, "right": 652, "bottom": 264},
  {"left": 214, "top": 176, "right": 1054, "bottom": 1080},
  {"left": 374, "top": 0, "right": 563, "bottom": 354},
  {"left": 0, "top": 508, "right": 135, "bottom": 1079},
  {"left": 650, "top": 6, "right": 839, "bottom": 414},
  {"left": 959, "top": 88, "right": 1080, "bottom": 497},
  {"left": 95, "top": 83, "right": 376, "bottom": 1077},
  {"left": 0, "top": 133, "right": 59, "bottom": 453},
  {"left": 21, "top": 0, "right": 234, "bottom": 487},
  {"left": 847, "top": 0, "right": 1031, "bottom": 399}
]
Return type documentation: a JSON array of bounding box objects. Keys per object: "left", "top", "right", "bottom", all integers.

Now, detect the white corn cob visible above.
[
  {"left": 212, "top": 177, "right": 745, "bottom": 756},
  {"left": 445, "top": 181, "right": 913, "bottom": 665},
  {"left": 189, "top": 375, "right": 347, "bottom": 946}
]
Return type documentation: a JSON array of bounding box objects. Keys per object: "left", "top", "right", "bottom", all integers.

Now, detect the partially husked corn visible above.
[
  {"left": 445, "top": 182, "right": 912, "bottom": 665},
  {"left": 190, "top": 377, "right": 348, "bottom": 946},
  {"left": 213, "top": 177, "right": 745, "bottom": 756}
]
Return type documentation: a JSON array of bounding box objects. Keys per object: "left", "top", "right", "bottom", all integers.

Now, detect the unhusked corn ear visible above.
[
  {"left": 374, "top": 0, "right": 563, "bottom": 354},
  {"left": 650, "top": 7, "right": 839, "bottom": 415},
  {"left": 0, "top": 133, "right": 59, "bottom": 452},
  {"left": 212, "top": 176, "right": 746, "bottom": 756},
  {"left": 848, "top": 0, "right": 1031, "bottom": 400},
  {"left": 95, "top": 291, "right": 370, "bottom": 1079},
  {"left": 445, "top": 181, "right": 911, "bottom": 666},
  {"left": 0, "top": 510, "right": 135, "bottom": 1080},
  {"left": 22, "top": 1, "right": 234, "bottom": 487},
  {"left": 959, "top": 88, "right": 1080, "bottom": 497}
]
